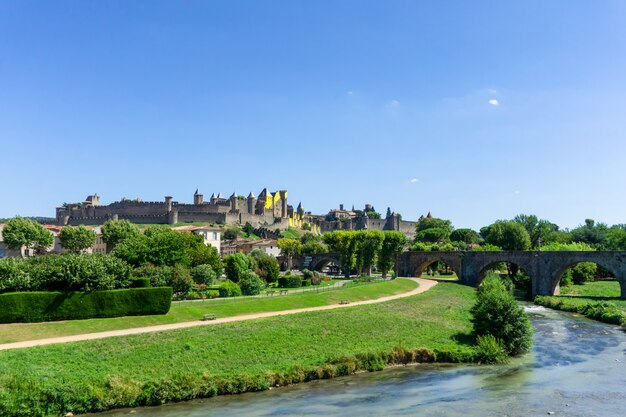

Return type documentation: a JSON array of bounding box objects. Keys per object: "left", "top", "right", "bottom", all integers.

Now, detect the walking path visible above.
[{"left": 0, "top": 278, "right": 437, "bottom": 351}]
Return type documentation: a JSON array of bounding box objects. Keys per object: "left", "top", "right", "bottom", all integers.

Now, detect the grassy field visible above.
[
  {"left": 0, "top": 282, "right": 477, "bottom": 417},
  {"left": 0, "top": 279, "right": 417, "bottom": 344}
]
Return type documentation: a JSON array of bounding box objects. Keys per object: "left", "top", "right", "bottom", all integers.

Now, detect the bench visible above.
[
  {"left": 339, "top": 299, "right": 350, "bottom": 305},
  {"left": 279, "top": 289, "right": 288, "bottom": 295},
  {"left": 202, "top": 314, "right": 217, "bottom": 321},
  {"left": 266, "top": 290, "right": 276, "bottom": 296}
]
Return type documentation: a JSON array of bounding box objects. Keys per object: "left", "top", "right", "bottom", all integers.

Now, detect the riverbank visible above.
[
  {"left": 534, "top": 281, "right": 626, "bottom": 327},
  {"left": 0, "top": 282, "right": 478, "bottom": 417}
]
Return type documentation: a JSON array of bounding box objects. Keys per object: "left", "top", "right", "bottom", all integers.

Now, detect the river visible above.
[{"left": 100, "top": 305, "right": 626, "bottom": 417}]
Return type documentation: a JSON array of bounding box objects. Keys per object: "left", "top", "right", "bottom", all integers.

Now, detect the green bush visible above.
[
  {"left": 471, "top": 275, "right": 533, "bottom": 356},
  {"left": 0, "top": 254, "right": 132, "bottom": 293},
  {"left": 302, "top": 279, "right": 312, "bottom": 287},
  {"left": 0, "top": 287, "right": 172, "bottom": 323},
  {"left": 206, "top": 290, "right": 219, "bottom": 299},
  {"left": 218, "top": 280, "right": 242, "bottom": 298},
  {"left": 238, "top": 270, "right": 264, "bottom": 296},
  {"left": 277, "top": 275, "right": 302, "bottom": 288},
  {"left": 301, "top": 269, "right": 313, "bottom": 279},
  {"left": 130, "top": 278, "right": 151, "bottom": 288},
  {"left": 535, "top": 296, "right": 626, "bottom": 325},
  {"left": 475, "top": 334, "right": 508, "bottom": 364}
]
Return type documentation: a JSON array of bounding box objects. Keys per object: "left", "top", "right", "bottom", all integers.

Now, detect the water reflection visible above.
[{"left": 100, "top": 306, "right": 626, "bottom": 417}]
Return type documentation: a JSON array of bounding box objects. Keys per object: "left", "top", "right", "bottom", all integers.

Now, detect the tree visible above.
[
  {"left": 1, "top": 217, "right": 53, "bottom": 256},
  {"left": 512, "top": 214, "right": 560, "bottom": 249},
  {"left": 238, "top": 270, "right": 264, "bottom": 295},
  {"left": 450, "top": 228, "right": 479, "bottom": 245},
  {"left": 570, "top": 219, "right": 609, "bottom": 248},
  {"left": 224, "top": 253, "right": 251, "bottom": 283},
  {"left": 277, "top": 238, "right": 301, "bottom": 269},
  {"left": 415, "top": 217, "right": 453, "bottom": 243},
  {"left": 301, "top": 239, "right": 329, "bottom": 255},
  {"left": 256, "top": 254, "right": 280, "bottom": 283},
  {"left": 59, "top": 226, "right": 97, "bottom": 253},
  {"left": 188, "top": 243, "right": 222, "bottom": 271},
  {"left": 378, "top": 231, "right": 407, "bottom": 278},
  {"left": 482, "top": 221, "right": 531, "bottom": 251},
  {"left": 242, "top": 222, "right": 255, "bottom": 237},
  {"left": 470, "top": 275, "right": 533, "bottom": 357},
  {"left": 101, "top": 219, "right": 140, "bottom": 251},
  {"left": 355, "top": 230, "right": 384, "bottom": 275},
  {"left": 191, "top": 264, "right": 218, "bottom": 285},
  {"left": 323, "top": 231, "right": 358, "bottom": 278}
]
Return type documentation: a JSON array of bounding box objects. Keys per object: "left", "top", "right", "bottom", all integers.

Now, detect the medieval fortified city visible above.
[{"left": 2, "top": 2, "right": 626, "bottom": 417}]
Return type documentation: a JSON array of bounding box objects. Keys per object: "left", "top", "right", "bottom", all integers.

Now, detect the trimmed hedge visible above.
[
  {"left": 0, "top": 287, "right": 172, "bottom": 323},
  {"left": 130, "top": 278, "right": 152, "bottom": 288},
  {"left": 278, "top": 275, "right": 302, "bottom": 288}
]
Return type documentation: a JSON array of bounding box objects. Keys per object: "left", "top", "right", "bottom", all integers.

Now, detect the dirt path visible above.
[{"left": 0, "top": 278, "right": 437, "bottom": 351}]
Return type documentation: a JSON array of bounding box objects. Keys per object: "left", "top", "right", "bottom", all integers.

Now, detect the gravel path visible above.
[{"left": 0, "top": 278, "right": 437, "bottom": 351}]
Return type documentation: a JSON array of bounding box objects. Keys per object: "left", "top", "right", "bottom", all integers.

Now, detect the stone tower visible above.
[
  {"left": 279, "top": 190, "right": 288, "bottom": 218},
  {"left": 247, "top": 192, "right": 256, "bottom": 214},
  {"left": 193, "top": 189, "right": 203, "bottom": 205}
]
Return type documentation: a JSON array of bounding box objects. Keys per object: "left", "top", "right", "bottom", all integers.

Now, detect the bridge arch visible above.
[
  {"left": 309, "top": 256, "right": 341, "bottom": 273},
  {"left": 415, "top": 258, "right": 460, "bottom": 279},
  {"left": 477, "top": 260, "right": 532, "bottom": 286},
  {"left": 545, "top": 253, "right": 626, "bottom": 297}
]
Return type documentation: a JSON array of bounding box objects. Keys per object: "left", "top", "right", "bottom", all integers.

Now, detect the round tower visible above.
[
  {"left": 247, "top": 192, "right": 256, "bottom": 214},
  {"left": 194, "top": 189, "right": 203, "bottom": 205}
]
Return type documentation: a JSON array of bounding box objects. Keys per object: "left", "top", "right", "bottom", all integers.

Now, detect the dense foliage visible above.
[
  {"left": 0, "top": 287, "right": 172, "bottom": 323},
  {"left": 58, "top": 225, "right": 97, "bottom": 253},
  {"left": 101, "top": 219, "right": 140, "bottom": 250},
  {"left": 470, "top": 275, "right": 533, "bottom": 357},
  {"left": 0, "top": 254, "right": 132, "bottom": 293},
  {"left": 1, "top": 217, "right": 53, "bottom": 254}
]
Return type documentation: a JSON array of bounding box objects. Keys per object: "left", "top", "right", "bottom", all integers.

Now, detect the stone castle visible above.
[
  {"left": 56, "top": 189, "right": 301, "bottom": 230},
  {"left": 56, "top": 189, "right": 421, "bottom": 237}
]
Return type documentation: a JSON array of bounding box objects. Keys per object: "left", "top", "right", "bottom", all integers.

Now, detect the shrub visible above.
[
  {"left": 206, "top": 290, "right": 219, "bottom": 299},
  {"left": 191, "top": 264, "right": 218, "bottom": 286},
  {"left": 475, "top": 334, "right": 508, "bottom": 364},
  {"left": 238, "top": 270, "right": 264, "bottom": 296},
  {"left": 310, "top": 275, "right": 323, "bottom": 285},
  {"left": 301, "top": 269, "right": 313, "bottom": 279},
  {"left": 218, "top": 280, "right": 242, "bottom": 298},
  {"left": 133, "top": 264, "right": 174, "bottom": 287},
  {"left": 0, "top": 287, "right": 172, "bottom": 323},
  {"left": 471, "top": 275, "right": 533, "bottom": 356},
  {"left": 302, "top": 279, "right": 312, "bottom": 287},
  {"left": 353, "top": 275, "right": 373, "bottom": 283},
  {"left": 278, "top": 275, "right": 302, "bottom": 288},
  {"left": 170, "top": 265, "right": 194, "bottom": 295}
]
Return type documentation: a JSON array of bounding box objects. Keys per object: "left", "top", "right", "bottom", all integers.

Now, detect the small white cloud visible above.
[
  {"left": 410, "top": 178, "right": 418, "bottom": 183},
  {"left": 489, "top": 99, "right": 499, "bottom": 106},
  {"left": 514, "top": 190, "right": 520, "bottom": 194},
  {"left": 488, "top": 88, "right": 497, "bottom": 95}
]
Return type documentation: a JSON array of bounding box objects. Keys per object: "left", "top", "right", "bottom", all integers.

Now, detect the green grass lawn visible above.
[
  {"left": 0, "top": 279, "right": 417, "bottom": 344},
  {"left": 0, "top": 282, "right": 476, "bottom": 417},
  {"left": 549, "top": 280, "right": 626, "bottom": 310}
]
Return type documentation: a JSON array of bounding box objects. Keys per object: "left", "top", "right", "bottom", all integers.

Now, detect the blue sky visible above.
[{"left": 1, "top": 1, "right": 626, "bottom": 230}]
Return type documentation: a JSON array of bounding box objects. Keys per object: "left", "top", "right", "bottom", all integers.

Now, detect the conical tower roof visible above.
[{"left": 248, "top": 191, "right": 255, "bottom": 199}]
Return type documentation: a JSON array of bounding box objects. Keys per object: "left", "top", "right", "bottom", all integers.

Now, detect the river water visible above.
[{"left": 101, "top": 306, "right": 626, "bottom": 417}]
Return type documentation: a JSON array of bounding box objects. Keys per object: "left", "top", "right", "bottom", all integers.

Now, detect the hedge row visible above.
[
  {"left": 535, "top": 296, "right": 626, "bottom": 325},
  {"left": 0, "top": 287, "right": 172, "bottom": 323},
  {"left": 278, "top": 275, "right": 302, "bottom": 288}
]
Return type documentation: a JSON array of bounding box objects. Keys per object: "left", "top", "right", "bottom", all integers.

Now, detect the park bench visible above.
[
  {"left": 202, "top": 314, "right": 217, "bottom": 321},
  {"left": 266, "top": 290, "right": 276, "bottom": 296},
  {"left": 339, "top": 299, "right": 350, "bottom": 305},
  {"left": 279, "top": 289, "right": 288, "bottom": 295}
]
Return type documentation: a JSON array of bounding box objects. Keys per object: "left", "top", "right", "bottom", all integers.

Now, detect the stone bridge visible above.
[
  {"left": 396, "top": 251, "right": 626, "bottom": 298},
  {"left": 286, "top": 251, "right": 626, "bottom": 298}
]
